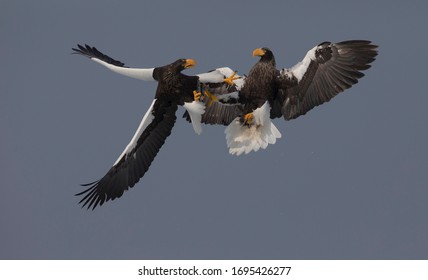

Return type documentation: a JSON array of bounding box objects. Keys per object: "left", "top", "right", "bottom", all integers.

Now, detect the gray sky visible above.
[{"left": 1, "top": 0, "right": 428, "bottom": 259}]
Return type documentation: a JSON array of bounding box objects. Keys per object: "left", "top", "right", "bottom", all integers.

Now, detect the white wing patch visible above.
[
  {"left": 113, "top": 99, "right": 156, "bottom": 166},
  {"left": 225, "top": 101, "right": 282, "bottom": 156},
  {"left": 183, "top": 101, "right": 206, "bottom": 135},
  {"left": 91, "top": 58, "right": 155, "bottom": 81},
  {"left": 197, "top": 67, "right": 244, "bottom": 90},
  {"left": 197, "top": 67, "right": 234, "bottom": 83},
  {"left": 287, "top": 45, "right": 318, "bottom": 81},
  {"left": 197, "top": 70, "right": 226, "bottom": 83},
  {"left": 217, "top": 91, "right": 240, "bottom": 102}
]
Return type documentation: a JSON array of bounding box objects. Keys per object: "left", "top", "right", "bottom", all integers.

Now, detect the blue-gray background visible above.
[{"left": 2, "top": 0, "right": 427, "bottom": 259}]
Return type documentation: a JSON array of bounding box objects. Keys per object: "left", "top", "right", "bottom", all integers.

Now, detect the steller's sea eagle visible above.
[{"left": 198, "top": 40, "right": 378, "bottom": 155}]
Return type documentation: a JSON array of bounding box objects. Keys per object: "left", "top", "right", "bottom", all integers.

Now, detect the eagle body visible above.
[{"left": 239, "top": 56, "right": 280, "bottom": 114}]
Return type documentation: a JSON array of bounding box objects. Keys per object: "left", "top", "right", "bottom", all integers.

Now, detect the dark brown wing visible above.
[
  {"left": 280, "top": 40, "right": 378, "bottom": 120},
  {"left": 183, "top": 80, "right": 243, "bottom": 126},
  {"left": 198, "top": 101, "right": 243, "bottom": 125},
  {"left": 76, "top": 99, "right": 177, "bottom": 210},
  {"left": 72, "top": 44, "right": 126, "bottom": 67}
]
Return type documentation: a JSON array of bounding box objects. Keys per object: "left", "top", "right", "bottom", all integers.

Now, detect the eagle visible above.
[
  {"left": 201, "top": 40, "right": 378, "bottom": 155},
  {"left": 72, "top": 44, "right": 237, "bottom": 209}
]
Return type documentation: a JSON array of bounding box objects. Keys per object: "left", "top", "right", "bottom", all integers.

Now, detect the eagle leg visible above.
[
  {"left": 203, "top": 90, "right": 218, "bottom": 107},
  {"left": 243, "top": 112, "right": 254, "bottom": 125},
  {"left": 193, "top": 90, "right": 202, "bottom": 101},
  {"left": 224, "top": 71, "right": 239, "bottom": 86}
]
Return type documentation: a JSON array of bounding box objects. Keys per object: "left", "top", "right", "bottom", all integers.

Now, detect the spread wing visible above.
[
  {"left": 72, "top": 44, "right": 156, "bottom": 81},
  {"left": 76, "top": 99, "right": 178, "bottom": 209},
  {"left": 279, "top": 40, "right": 378, "bottom": 120}
]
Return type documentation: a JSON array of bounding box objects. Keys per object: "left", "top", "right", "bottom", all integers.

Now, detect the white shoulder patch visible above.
[
  {"left": 288, "top": 45, "right": 318, "bottom": 81},
  {"left": 197, "top": 67, "right": 244, "bottom": 90},
  {"left": 224, "top": 102, "right": 282, "bottom": 156},
  {"left": 113, "top": 99, "right": 156, "bottom": 166},
  {"left": 197, "top": 70, "right": 226, "bottom": 83},
  {"left": 183, "top": 101, "right": 206, "bottom": 135},
  {"left": 217, "top": 91, "right": 240, "bottom": 102}
]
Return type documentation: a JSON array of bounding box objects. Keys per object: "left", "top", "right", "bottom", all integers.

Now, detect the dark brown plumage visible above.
[{"left": 239, "top": 47, "right": 281, "bottom": 116}]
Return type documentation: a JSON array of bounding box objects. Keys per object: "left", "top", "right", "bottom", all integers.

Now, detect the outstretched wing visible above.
[
  {"left": 72, "top": 44, "right": 156, "bottom": 81},
  {"left": 76, "top": 99, "right": 178, "bottom": 210},
  {"left": 279, "top": 40, "right": 378, "bottom": 120}
]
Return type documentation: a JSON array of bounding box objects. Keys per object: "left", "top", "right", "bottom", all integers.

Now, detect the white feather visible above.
[
  {"left": 197, "top": 67, "right": 233, "bottom": 83},
  {"left": 91, "top": 58, "right": 155, "bottom": 81},
  {"left": 217, "top": 91, "right": 240, "bottom": 102},
  {"left": 233, "top": 77, "right": 245, "bottom": 91},
  {"left": 197, "top": 67, "right": 245, "bottom": 90},
  {"left": 212, "top": 67, "right": 245, "bottom": 90},
  {"left": 183, "top": 101, "right": 206, "bottom": 135},
  {"left": 224, "top": 101, "right": 282, "bottom": 155},
  {"left": 197, "top": 70, "right": 226, "bottom": 83},
  {"left": 113, "top": 99, "right": 156, "bottom": 166},
  {"left": 287, "top": 45, "right": 318, "bottom": 81}
]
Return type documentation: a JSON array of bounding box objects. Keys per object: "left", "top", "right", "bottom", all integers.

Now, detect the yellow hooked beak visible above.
[
  {"left": 252, "top": 48, "right": 265, "bottom": 57},
  {"left": 184, "top": 59, "right": 197, "bottom": 69}
]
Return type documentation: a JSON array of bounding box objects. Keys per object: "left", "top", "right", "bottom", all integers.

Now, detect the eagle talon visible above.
[
  {"left": 224, "top": 71, "right": 239, "bottom": 86},
  {"left": 243, "top": 113, "right": 254, "bottom": 125},
  {"left": 193, "top": 90, "right": 202, "bottom": 101},
  {"left": 204, "top": 90, "right": 218, "bottom": 107}
]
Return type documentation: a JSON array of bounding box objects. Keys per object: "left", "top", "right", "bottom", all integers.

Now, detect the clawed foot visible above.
[
  {"left": 224, "top": 71, "right": 239, "bottom": 86},
  {"left": 193, "top": 90, "right": 202, "bottom": 101},
  {"left": 204, "top": 90, "right": 218, "bottom": 106},
  {"left": 243, "top": 113, "right": 254, "bottom": 125}
]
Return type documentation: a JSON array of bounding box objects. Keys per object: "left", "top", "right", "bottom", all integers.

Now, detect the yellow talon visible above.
[
  {"left": 244, "top": 113, "right": 254, "bottom": 125},
  {"left": 224, "top": 71, "right": 239, "bottom": 86},
  {"left": 204, "top": 90, "right": 218, "bottom": 107},
  {"left": 193, "top": 90, "right": 202, "bottom": 101}
]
